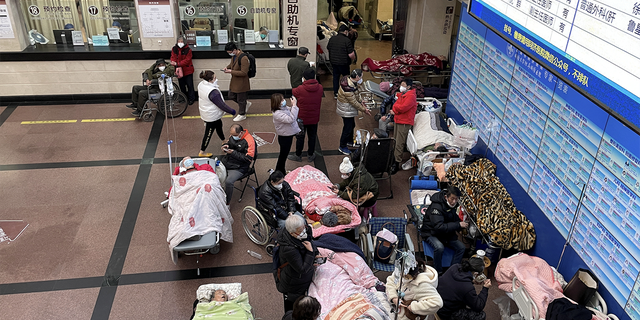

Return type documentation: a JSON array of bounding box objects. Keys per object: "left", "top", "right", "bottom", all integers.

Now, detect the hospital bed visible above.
[{"left": 191, "top": 282, "right": 254, "bottom": 320}]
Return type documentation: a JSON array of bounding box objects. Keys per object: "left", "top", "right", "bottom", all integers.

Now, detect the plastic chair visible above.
[
  {"left": 234, "top": 150, "right": 259, "bottom": 202},
  {"left": 422, "top": 240, "right": 455, "bottom": 268},
  {"left": 361, "top": 216, "right": 414, "bottom": 273}
]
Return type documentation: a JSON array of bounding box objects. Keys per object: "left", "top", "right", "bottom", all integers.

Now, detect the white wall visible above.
[
  {"left": 405, "top": 0, "right": 457, "bottom": 57},
  {"left": 0, "top": 0, "right": 28, "bottom": 52}
]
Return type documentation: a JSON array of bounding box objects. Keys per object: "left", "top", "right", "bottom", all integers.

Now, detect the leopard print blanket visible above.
[{"left": 446, "top": 158, "right": 536, "bottom": 251}]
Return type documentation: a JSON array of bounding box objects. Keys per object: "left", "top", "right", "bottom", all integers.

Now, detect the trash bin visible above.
[{"left": 564, "top": 268, "right": 599, "bottom": 305}]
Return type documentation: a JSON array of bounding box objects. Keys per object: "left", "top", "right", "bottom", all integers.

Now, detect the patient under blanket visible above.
[
  {"left": 167, "top": 170, "right": 233, "bottom": 254},
  {"left": 193, "top": 292, "right": 253, "bottom": 320}
]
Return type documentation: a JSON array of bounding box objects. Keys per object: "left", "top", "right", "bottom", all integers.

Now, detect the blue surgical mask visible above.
[
  {"left": 281, "top": 100, "right": 286, "bottom": 108},
  {"left": 260, "top": 33, "right": 266, "bottom": 39},
  {"left": 231, "top": 135, "right": 241, "bottom": 140}
]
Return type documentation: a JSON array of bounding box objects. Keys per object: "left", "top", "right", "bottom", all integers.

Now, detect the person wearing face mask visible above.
[
  {"left": 258, "top": 170, "right": 301, "bottom": 230},
  {"left": 387, "top": 78, "right": 418, "bottom": 174},
  {"left": 271, "top": 93, "right": 300, "bottom": 174},
  {"left": 287, "top": 47, "right": 314, "bottom": 88},
  {"left": 223, "top": 42, "right": 252, "bottom": 122},
  {"left": 220, "top": 124, "right": 256, "bottom": 206},
  {"left": 197, "top": 70, "right": 237, "bottom": 157},
  {"left": 419, "top": 187, "right": 467, "bottom": 273},
  {"left": 436, "top": 257, "right": 491, "bottom": 320},
  {"left": 289, "top": 68, "right": 323, "bottom": 163},
  {"left": 330, "top": 157, "right": 378, "bottom": 208},
  {"left": 386, "top": 256, "right": 443, "bottom": 320},
  {"left": 127, "top": 58, "right": 175, "bottom": 116},
  {"left": 255, "top": 26, "right": 269, "bottom": 42},
  {"left": 275, "top": 214, "right": 318, "bottom": 312},
  {"left": 336, "top": 69, "right": 371, "bottom": 155},
  {"left": 170, "top": 35, "right": 196, "bottom": 105}
]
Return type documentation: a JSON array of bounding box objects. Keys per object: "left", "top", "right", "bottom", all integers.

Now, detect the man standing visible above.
[
  {"left": 389, "top": 78, "right": 418, "bottom": 174},
  {"left": 127, "top": 58, "right": 175, "bottom": 117},
  {"left": 287, "top": 47, "right": 315, "bottom": 89},
  {"left": 419, "top": 187, "right": 467, "bottom": 273},
  {"left": 220, "top": 124, "right": 256, "bottom": 206},
  {"left": 289, "top": 69, "right": 323, "bottom": 162},
  {"left": 327, "top": 24, "right": 355, "bottom": 98},
  {"left": 223, "top": 42, "right": 252, "bottom": 122}
]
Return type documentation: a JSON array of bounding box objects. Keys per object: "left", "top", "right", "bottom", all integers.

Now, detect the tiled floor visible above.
[{"left": 0, "top": 36, "right": 513, "bottom": 319}]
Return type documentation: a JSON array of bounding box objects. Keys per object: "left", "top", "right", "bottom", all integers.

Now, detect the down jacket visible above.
[
  {"left": 257, "top": 180, "right": 299, "bottom": 221},
  {"left": 273, "top": 104, "right": 301, "bottom": 137},
  {"left": 170, "top": 44, "right": 194, "bottom": 76},
  {"left": 385, "top": 266, "right": 444, "bottom": 320},
  {"left": 275, "top": 225, "right": 318, "bottom": 300},
  {"left": 392, "top": 88, "right": 418, "bottom": 126},
  {"left": 292, "top": 79, "right": 323, "bottom": 125},
  {"left": 336, "top": 76, "right": 366, "bottom": 118},
  {"left": 337, "top": 164, "right": 379, "bottom": 204},
  {"left": 419, "top": 191, "right": 461, "bottom": 242},
  {"left": 220, "top": 129, "right": 255, "bottom": 171},
  {"left": 436, "top": 264, "right": 489, "bottom": 320},
  {"left": 326, "top": 32, "right": 354, "bottom": 66}
]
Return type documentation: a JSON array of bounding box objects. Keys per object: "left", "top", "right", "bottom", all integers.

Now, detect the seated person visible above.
[
  {"left": 436, "top": 257, "right": 491, "bottom": 320},
  {"left": 386, "top": 256, "right": 443, "bottom": 320},
  {"left": 220, "top": 124, "right": 255, "bottom": 207},
  {"left": 419, "top": 187, "right": 467, "bottom": 273},
  {"left": 127, "top": 58, "right": 175, "bottom": 116},
  {"left": 282, "top": 295, "right": 321, "bottom": 320},
  {"left": 330, "top": 157, "right": 378, "bottom": 208},
  {"left": 255, "top": 26, "right": 269, "bottom": 42},
  {"left": 258, "top": 170, "right": 301, "bottom": 229}
]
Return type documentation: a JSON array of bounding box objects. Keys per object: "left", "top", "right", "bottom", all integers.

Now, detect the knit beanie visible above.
[
  {"left": 321, "top": 211, "right": 339, "bottom": 227},
  {"left": 339, "top": 157, "right": 354, "bottom": 174}
]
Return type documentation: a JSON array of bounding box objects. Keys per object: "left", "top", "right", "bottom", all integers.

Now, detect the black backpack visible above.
[{"left": 239, "top": 52, "right": 257, "bottom": 78}]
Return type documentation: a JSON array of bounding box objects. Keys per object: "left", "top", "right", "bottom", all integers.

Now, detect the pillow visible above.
[{"left": 196, "top": 283, "right": 242, "bottom": 302}]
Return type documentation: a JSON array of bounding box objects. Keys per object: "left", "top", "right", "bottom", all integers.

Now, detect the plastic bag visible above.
[{"left": 493, "top": 295, "right": 512, "bottom": 320}]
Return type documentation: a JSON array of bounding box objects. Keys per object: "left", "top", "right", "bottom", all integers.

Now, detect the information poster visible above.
[
  {"left": 495, "top": 126, "right": 536, "bottom": 190},
  {"left": 139, "top": 0, "right": 173, "bottom": 38},
  {"left": 538, "top": 120, "right": 595, "bottom": 198},
  {"left": 528, "top": 162, "right": 578, "bottom": 238},
  {"left": 548, "top": 81, "right": 608, "bottom": 157},
  {"left": 503, "top": 86, "right": 547, "bottom": 153},
  {"left": 571, "top": 207, "right": 640, "bottom": 306},
  {"left": 0, "top": 0, "right": 14, "bottom": 39}
]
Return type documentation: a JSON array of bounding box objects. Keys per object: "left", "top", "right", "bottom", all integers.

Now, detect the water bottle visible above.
[
  {"left": 166, "top": 77, "right": 174, "bottom": 96},
  {"left": 247, "top": 250, "right": 262, "bottom": 260}
]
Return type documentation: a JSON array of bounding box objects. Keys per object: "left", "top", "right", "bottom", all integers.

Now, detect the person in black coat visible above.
[
  {"left": 282, "top": 295, "right": 321, "bottom": 320},
  {"left": 276, "top": 214, "right": 319, "bottom": 312},
  {"left": 419, "top": 187, "right": 467, "bottom": 272},
  {"left": 258, "top": 170, "right": 300, "bottom": 229},
  {"left": 436, "top": 257, "right": 491, "bottom": 320},
  {"left": 327, "top": 24, "right": 355, "bottom": 97}
]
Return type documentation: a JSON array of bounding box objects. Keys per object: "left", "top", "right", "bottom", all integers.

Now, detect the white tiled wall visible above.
[{"left": 0, "top": 58, "right": 291, "bottom": 96}]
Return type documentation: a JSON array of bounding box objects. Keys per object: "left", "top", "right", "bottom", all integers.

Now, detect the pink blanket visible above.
[
  {"left": 285, "top": 166, "right": 361, "bottom": 237},
  {"left": 309, "top": 249, "right": 379, "bottom": 319},
  {"left": 495, "top": 253, "right": 564, "bottom": 317}
]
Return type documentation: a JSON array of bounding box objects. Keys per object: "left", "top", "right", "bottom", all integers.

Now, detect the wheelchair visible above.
[
  {"left": 138, "top": 73, "right": 188, "bottom": 122},
  {"left": 241, "top": 185, "right": 302, "bottom": 256}
]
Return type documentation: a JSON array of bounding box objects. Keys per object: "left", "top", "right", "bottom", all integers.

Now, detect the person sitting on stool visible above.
[
  {"left": 419, "top": 186, "right": 467, "bottom": 274},
  {"left": 127, "top": 58, "right": 175, "bottom": 117},
  {"left": 220, "top": 124, "right": 255, "bottom": 207}
]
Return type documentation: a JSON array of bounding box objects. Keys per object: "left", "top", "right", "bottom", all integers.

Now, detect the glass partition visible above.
[
  {"left": 79, "top": 0, "right": 139, "bottom": 45},
  {"left": 21, "top": 0, "right": 83, "bottom": 44}
]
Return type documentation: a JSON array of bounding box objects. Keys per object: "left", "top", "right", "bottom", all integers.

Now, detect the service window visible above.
[
  {"left": 79, "top": 0, "right": 140, "bottom": 45},
  {"left": 20, "top": 0, "right": 83, "bottom": 44}
]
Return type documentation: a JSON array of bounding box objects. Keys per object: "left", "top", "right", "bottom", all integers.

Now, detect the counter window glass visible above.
[
  {"left": 178, "top": 0, "right": 280, "bottom": 46},
  {"left": 20, "top": 0, "right": 84, "bottom": 44},
  {"left": 79, "top": 0, "right": 139, "bottom": 45}
]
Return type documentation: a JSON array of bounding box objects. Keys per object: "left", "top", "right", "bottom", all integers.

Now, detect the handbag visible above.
[
  {"left": 346, "top": 187, "right": 374, "bottom": 206},
  {"left": 447, "top": 118, "right": 478, "bottom": 149},
  {"left": 176, "top": 66, "right": 184, "bottom": 79},
  {"left": 374, "top": 223, "right": 398, "bottom": 264}
]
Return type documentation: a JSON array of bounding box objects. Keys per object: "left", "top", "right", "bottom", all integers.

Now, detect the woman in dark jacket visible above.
[
  {"left": 258, "top": 170, "right": 300, "bottom": 229},
  {"left": 276, "top": 214, "right": 318, "bottom": 312},
  {"left": 170, "top": 35, "right": 196, "bottom": 104},
  {"left": 436, "top": 257, "right": 492, "bottom": 320}
]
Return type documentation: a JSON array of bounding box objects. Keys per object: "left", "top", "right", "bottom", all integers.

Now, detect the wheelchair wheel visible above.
[
  {"left": 242, "top": 206, "right": 271, "bottom": 246},
  {"left": 157, "top": 91, "right": 188, "bottom": 118},
  {"left": 141, "top": 110, "right": 154, "bottom": 122}
]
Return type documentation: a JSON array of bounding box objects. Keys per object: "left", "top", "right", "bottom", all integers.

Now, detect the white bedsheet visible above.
[{"left": 412, "top": 112, "right": 455, "bottom": 150}]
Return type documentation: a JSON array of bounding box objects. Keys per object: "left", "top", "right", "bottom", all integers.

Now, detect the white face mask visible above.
[
  {"left": 446, "top": 197, "right": 457, "bottom": 208},
  {"left": 301, "top": 77, "right": 306, "bottom": 83},
  {"left": 158, "top": 66, "right": 166, "bottom": 71},
  {"left": 228, "top": 52, "right": 235, "bottom": 56},
  {"left": 357, "top": 78, "right": 363, "bottom": 84},
  {"left": 274, "top": 183, "right": 283, "bottom": 190},
  {"left": 178, "top": 42, "right": 184, "bottom": 48},
  {"left": 341, "top": 173, "right": 350, "bottom": 179},
  {"left": 211, "top": 78, "right": 218, "bottom": 85},
  {"left": 399, "top": 86, "right": 407, "bottom": 93},
  {"left": 295, "top": 228, "right": 307, "bottom": 240}
]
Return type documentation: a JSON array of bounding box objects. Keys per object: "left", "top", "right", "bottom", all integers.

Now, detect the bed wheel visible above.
[{"left": 209, "top": 244, "right": 220, "bottom": 255}]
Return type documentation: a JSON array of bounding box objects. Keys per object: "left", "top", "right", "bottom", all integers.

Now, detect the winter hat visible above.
[
  {"left": 321, "top": 211, "right": 339, "bottom": 227},
  {"left": 468, "top": 256, "right": 485, "bottom": 273},
  {"left": 339, "top": 157, "right": 354, "bottom": 174},
  {"left": 379, "top": 82, "right": 391, "bottom": 93},
  {"left": 403, "top": 78, "right": 413, "bottom": 87},
  {"left": 373, "top": 128, "right": 388, "bottom": 139},
  {"left": 303, "top": 68, "right": 315, "bottom": 81},
  {"left": 298, "top": 47, "right": 309, "bottom": 55}
]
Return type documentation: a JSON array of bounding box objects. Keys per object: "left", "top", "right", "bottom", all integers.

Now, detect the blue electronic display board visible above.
[
  {"left": 503, "top": 86, "right": 547, "bottom": 152},
  {"left": 475, "top": 62, "right": 510, "bottom": 118},
  {"left": 495, "top": 125, "right": 536, "bottom": 190},
  {"left": 511, "top": 50, "right": 557, "bottom": 112},
  {"left": 454, "top": 40, "right": 482, "bottom": 88}
]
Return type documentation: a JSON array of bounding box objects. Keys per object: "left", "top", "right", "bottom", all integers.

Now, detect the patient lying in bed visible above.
[{"left": 193, "top": 284, "right": 253, "bottom": 320}]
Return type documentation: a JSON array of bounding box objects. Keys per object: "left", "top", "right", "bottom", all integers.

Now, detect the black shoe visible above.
[
  {"left": 346, "top": 143, "right": 361, "bottom": 148},
  {"left": 390, "top": 161, "right": 399, "bottom": 175},
  {"left": 188, "top": 100, "right": 195, "bottom": 105},
  {"left": 131, "top": 110, "right": 141, "bottom": 116},
  {"left": 126, "top": 104, "right": 136, "bottom": 109}
]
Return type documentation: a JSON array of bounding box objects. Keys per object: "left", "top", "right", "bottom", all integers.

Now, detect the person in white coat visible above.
[
  {"left": 271, "top": 93, "right": 300, "bottom": 174},
  {"left": 197, "top": 70, "right": 237, "bottom": 157},
  {"left": 386, "top": 255, "right": 443, "bottom": 320}
]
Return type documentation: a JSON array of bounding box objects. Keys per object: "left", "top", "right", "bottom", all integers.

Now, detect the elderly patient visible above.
[{"left": 127, "top": 58, "right": 175, "bottom": 117}]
